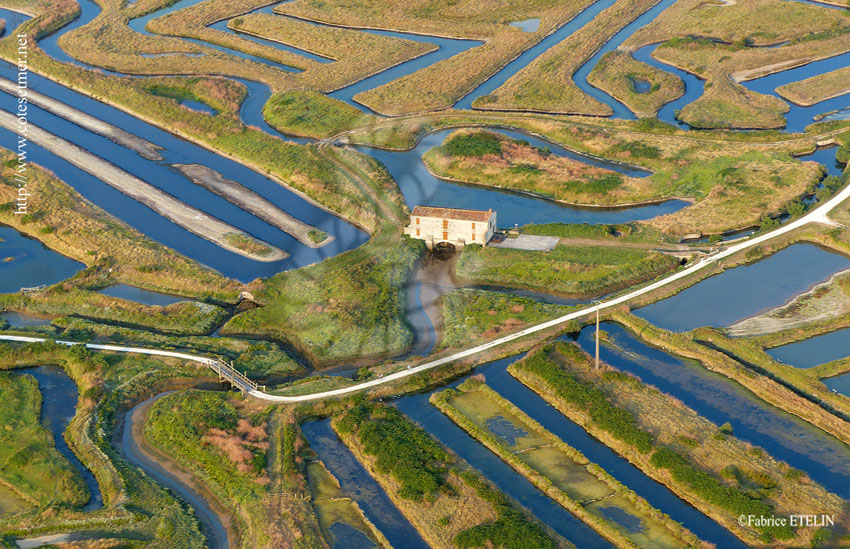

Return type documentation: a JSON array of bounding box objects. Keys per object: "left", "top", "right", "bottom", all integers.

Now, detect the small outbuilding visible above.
[{"left": 404, "top": 206, "right": 496, "bottom": 250}]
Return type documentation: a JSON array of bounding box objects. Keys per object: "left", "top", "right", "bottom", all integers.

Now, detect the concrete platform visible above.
[{"left": 490, "top": 234, "right": 560, "bottom": 251}]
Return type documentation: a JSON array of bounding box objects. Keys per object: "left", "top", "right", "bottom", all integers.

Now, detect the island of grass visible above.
[
  {"left": 509, "top": 340, "right": 847, "bottom": 546},
  {"left": 587, "top": 51, "right": 685, "bottom": 118},
  {"left": 263, "top": 91, "right": 377, "bottom": 140},
  {"left": 422, "top": 129, "right": 655, "bottom": 207},
  {"left": 0, "top": 371, "right": 88, "bottom": 510},
  {"left": 432, "top": 378, "right": 698, "bottom": 547},
  {"left": 333, "top": 401, "right": 562, "bottom": 548},
  {"left": 421, "top": 128, "right": 827, "bottom": 237}
]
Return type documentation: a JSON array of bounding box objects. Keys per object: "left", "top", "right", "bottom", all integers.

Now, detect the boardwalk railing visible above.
[{"left": 206, "top": 358, "right": 263, "bottom": 394}]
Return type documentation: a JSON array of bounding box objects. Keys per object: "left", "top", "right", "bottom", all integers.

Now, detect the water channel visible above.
[
  {"left": 300, "top": 419, "right": 428, "bottom": 549},
  {"left": 575, "top": 322, "right": 850, "bottom": 498},
  {"left": 393, "top": 354, "right": 746, "bottom": 548},
  {"left": 767, "top": 326, "right": 850, "bottom": 368},
  {"left": 634, "top": 243, "right": 850, "bottom": 331},
  {"left": 10, "top": 366, "right": 103, "bottom": 511}
]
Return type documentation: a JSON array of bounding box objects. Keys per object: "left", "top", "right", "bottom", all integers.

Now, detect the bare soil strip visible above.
[
  {"left": 0, "top": 111, "right": 287, "bottom": 262},
  {"left": 175, "top": 163, "right": 333, "bottom": 248},
  {"left": 0, "top": 76, "right": 163, "bottom": 161}
]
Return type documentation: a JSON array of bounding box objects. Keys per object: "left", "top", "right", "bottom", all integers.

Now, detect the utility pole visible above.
[{"left": 593, "top": 300, "right": 601, "bottom": 370}]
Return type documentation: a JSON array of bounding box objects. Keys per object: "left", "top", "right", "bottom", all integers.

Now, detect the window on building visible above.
[
  {"left": 472, "top": 222, "right": 476, "bottom": 230},
  {"left": 416, "top": 218, "right": 420, "bottom": 225},
  {"left": 472, "top": 233, "right": 476, "bottom": 240},
  {"left": 416, "top": 228, "right": 420, "bottom": 236},
  {"left": 442, "top": 219, "right": 448, "bottom": 229},
  {"left": 443, "top": 231, "right": 448, "bottom": 240}
]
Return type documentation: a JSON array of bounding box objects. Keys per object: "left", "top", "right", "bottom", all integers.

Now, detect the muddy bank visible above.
[
  {"left": 175, "top": 164, "right": 333, "bottom": 248},
  {"left": 0, "top": 76, "right": 163, "bottom": 160},
  {"left": 119, "top": 392, "right": 233, "bottom": 549},
  {"left": 0, "top": 111, "right": 287, "bottom": 262}
]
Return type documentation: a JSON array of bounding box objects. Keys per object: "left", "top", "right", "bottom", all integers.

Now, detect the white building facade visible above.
[{"left": 404, "top": 206, "right": 496, "bottom": 249}]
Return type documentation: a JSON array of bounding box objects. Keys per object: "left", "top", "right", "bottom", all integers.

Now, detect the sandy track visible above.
[
  {"left": 175, "top": 164, "right": 333, "bottom": 248},
  {"left": 0, "top": 76, "right": 164, "bottom": 161},
  {"left": 0, "top": 110, "right": 287, "bottom": 262}
]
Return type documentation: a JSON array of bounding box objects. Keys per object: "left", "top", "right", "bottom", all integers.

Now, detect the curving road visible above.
[{"left": 2, "top": 172, "right": 848, "bottom": 403}]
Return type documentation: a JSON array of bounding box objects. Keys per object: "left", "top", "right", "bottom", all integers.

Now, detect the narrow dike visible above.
[
  {"left": 398, "top": 355, "right": 747, "bottom": 548},
  {"left": 119, "top": 392, "right": 231, "bottom": 549},
  {"left": 175, "top": 163, "right": 334, "bottom": 248},
  {"left": 430, "top": 379, "right": 698, "bottom": 548},
  {"left": 300, "top": 418, "right": 427, "bottom": 548},
  {"left": 0, "top": 110, "right": 287, "bottom": 262}
]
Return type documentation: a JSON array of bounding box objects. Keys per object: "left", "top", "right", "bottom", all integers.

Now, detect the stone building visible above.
[{"left": 404, "top": 206, "right": 496, "bottom": 249}]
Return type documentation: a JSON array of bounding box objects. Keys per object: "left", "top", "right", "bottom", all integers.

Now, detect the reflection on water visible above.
[
  {"left": 576, "top": 322, "right": 850, "bottom": 497},
  {"left": 635, "top": 244, "right": 850, "bottom": 331}
]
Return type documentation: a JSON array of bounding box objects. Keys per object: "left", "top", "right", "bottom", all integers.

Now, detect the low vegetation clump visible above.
[
  {"left": 453, "top": 472, "right": 559, "bottom": 549},
  {"left": 336, "top": 401, "right": 451, "bottom": 501},
  {"left": 455, "top": 241, "right": 679, "bottom": 298},
  {"left": 263, "top": 92, "right": 375, "bottom": 139},
  {"left": 145, "top": 391, "right": 271, "bottom": 499},
  {"left": 223, "top": 232, "right": 422, "bottom": 365},
  {"left": 440, "top": 289, "right": 573, "bottom": 349}
]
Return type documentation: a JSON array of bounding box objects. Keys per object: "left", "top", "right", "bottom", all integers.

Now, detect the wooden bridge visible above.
[{"left": 206, "top": 358, "right": 265, "bottom": 394}]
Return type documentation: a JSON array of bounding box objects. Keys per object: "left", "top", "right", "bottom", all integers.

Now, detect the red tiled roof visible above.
[{"left": 411, "top": 206, "right": 494, "bottom": 222}]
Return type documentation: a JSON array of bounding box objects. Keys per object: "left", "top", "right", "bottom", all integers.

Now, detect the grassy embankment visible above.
[
  {"left": 777, "top": 66, "right": 850, "bottom": 106},
  {"left": 471, "top": 0, "right": 662, "bottom": 115},
  {"left": 432, "top": 378, "right": 698, "bottom": 548},
  {"left": 222, "top": 229, "right": 423, "bottom": 367},
  {"left": 231, "top": 10, "right": 434, "bottom": 93},
  {"left": 58, "top": 0, "right": 299, "bottom": 90},
  {"left": 421, "top": 128, "right": 825, "bottom": 236},
  {"left": 439, "top": 289, "right": 576, "bottom": 350},
  {"left": 0, "top": 372, "right": 88, "bottom": 510},
  {"left": 693, "top": 326, "right": 850, "bottom": 438},
  {"left": 280, "top": 0, "right": 596, "bottom": 115},
  {"left": 0, "top": 340, "right": 213, "bottom": 545},
  {"left": 612, "top": 311, "right": 850, "bottom": 449},
  {"left": 621, "top": 0, "right": 850, "bottom": 129},
  {"left": 587, "top": 51, "right": 684, "bottom": 117},
  {"left": 0, "top": 149, "right": 239, "bottom": 300},
  {"left": 304, "top": 458, "right": 387, "bottom": 547},
  {"left": 510, "top": 341, "right": 848, "bottom": 547},
  {"left": 333, "top": 401, "right": 564, "bottom": 548}
]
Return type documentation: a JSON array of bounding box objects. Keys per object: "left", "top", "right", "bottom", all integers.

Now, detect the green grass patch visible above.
[{"left": 0, "top": 371, "right": 88, "bottom": 508}]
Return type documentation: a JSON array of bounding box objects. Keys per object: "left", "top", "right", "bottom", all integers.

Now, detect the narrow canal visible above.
[{"left": 575, "top": 322, "right": 850, "bottom": 498}]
